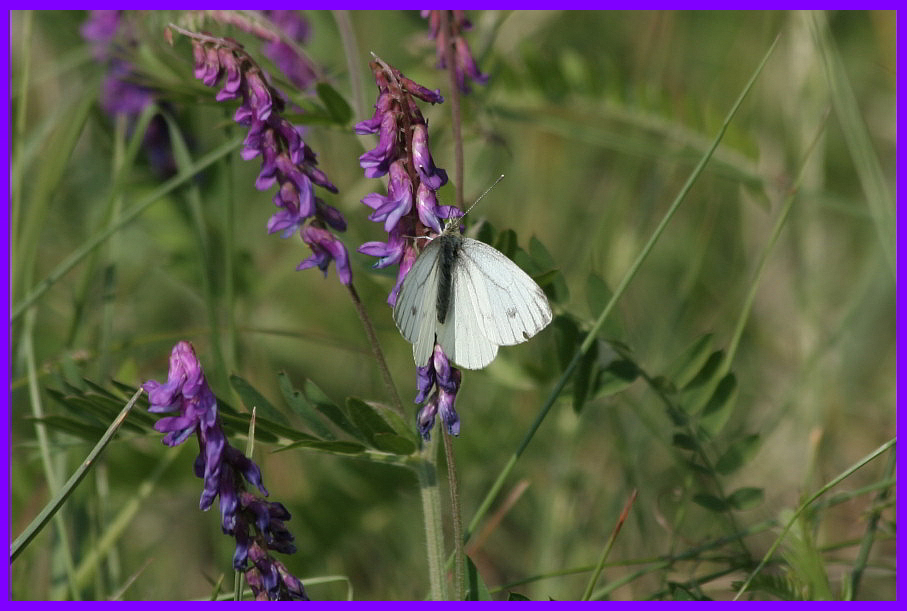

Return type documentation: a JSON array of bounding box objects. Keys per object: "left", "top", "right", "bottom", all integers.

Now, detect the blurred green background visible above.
[{"left": 8, "top": 10, "right": 896, "bottom": 600}]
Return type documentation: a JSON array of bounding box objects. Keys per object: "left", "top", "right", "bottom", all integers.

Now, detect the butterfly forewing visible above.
[
  {"left": 394, "top": 239, "right": 442, "bottom": 366},
  {"left": 457, "top": 238, "right": 553, "bottom": 346}
]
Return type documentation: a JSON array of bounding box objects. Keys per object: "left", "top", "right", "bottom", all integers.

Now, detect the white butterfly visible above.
[{"left": 393, "top": 221, "right": 553, "bottom": 370}]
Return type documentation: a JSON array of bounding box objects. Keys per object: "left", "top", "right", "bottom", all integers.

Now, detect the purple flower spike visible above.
[
  {"left": 185, "top": 28, "right": 347, "bottom": 283},
  {"left": 216, "top": 47, "right": 243, "bottom": 101},
  {"left": 359, "top": 112, "right": 398, "bottom": 179},
  {"left": 358, "top": 230, "right": 406, "bottom": 270},
  {"left": 411, "top": 124, "right": 448, "bottom": 191},
  {"left": 413, "top": 345, "right": 462, "bottom": 440},
  {"left": 416, "top": 182, "right": 443, "bottom": 234},
  {"left": 298, "top": 224, "right": 352, "bottom": 286},
  {"left": 144, "top": 341, "right": 309, "bottom": 601},
  {"left": 262, "top": 10, "right": 317, "bottom": 91},
  {"left": 364, "top": 161, "right": 413, "bottom": 232},
  {"left": 422, "top": 10, "right": 489, "bottom": 94}
]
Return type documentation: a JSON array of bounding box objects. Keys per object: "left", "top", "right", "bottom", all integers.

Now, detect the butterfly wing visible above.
[
  {"left": 457, "top": 238, "right": 553, "bottom": 347},
  {"left": 436, "top": 255, "right": 500, "bottom": 370},
  {"left": 393, "top": 239, "right": 443, "bottom": 367}
]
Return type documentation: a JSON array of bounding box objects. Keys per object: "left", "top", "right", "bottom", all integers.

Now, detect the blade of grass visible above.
[
  {"left": 732, "top": 437, "right": 895, "bottom": 600},
  {"left": 848, "top": 444, "right": 896, "bottom": 599},
  {"left": 159, "top": 108, "right": 229, "bottom": 390},
  {"left": 581, "top": 489, "right": 638, "bottom": 600},
  {"left": 10, "top": 136, "right": 243, "bottom": 322},
  {"left": 809, "top": 12, "right": 895, "bottom": 279},
  {"left": 70, "top": 444, "right": 184, "bottom": 593},
  {"left": 10, "top": 386, "right": 145, "bottom": 563}
]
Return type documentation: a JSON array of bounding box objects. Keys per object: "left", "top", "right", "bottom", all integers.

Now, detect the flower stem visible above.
[
  {"left": 345, "top": 284, "right": 405, "bottom": 417},
  {"left": 440, "top": 10, "right": 465, "bottom": 208},
  {"left": 442, "top": 427, "right": 465, "bottom": 600},
  {"left": 416, "top": 437, "right": 448, "bottom": 600}
]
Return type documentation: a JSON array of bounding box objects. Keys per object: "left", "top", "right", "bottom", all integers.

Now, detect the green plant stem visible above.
[
  {"left": 442, "top": 428, "right": 465, "bottom": 600},
  {"left": 345, "top": 285, "right": 406, "bottom": 418},
  {"left": 733, "top": 437, "right": 895, "bottom": 600},
  {"left": 160, "top": 109, "right": 229, "bottom": 390},
  {"left": 234, "top": 407, "right": 259, "bottom": 600},
  {"left": 9, "top": 10, "right": 32, "bottom": 300},
  {"left": 71, "top": 445, "right": 184, "bottom": 593},
  {"left": 10, "top": 136, "right": 243, "bottom": 322},
  {"left": 439, "top": 10, "right": 465, "bottom": 208},
  {"left": 581, "top": 489, "right": 637, "bottom": 600},
  {"left": 333, "top": 11, "right": 367, "bottom": 121},
  {"left": 10, "top": 386, "right": 145, "bottom": 563},
  {"left": 22, "top": 308, "right": 78, "bottom": 599},
  {"left": 848, "top": 443, "right": 896, "bottom": 599},
  {"left": 493, "top": 517, "right": 779, "bottom": 596},
  {"left": 809, "top": 11, "right": 895, "bottom": 279},
  {"left": 224, "top": 127, "right": 238, "bottom": 374},
  {"left": 66, "top": 103, "right": 157, "bottom": 350},
  {"left": 463, "top": 33, "right": 781, "bottom": 548},
  {"left": 721, "top": 108, "right": 830, "bottom": 382},
  {"left": 416, "top": 437, "right": 448, "bottom": 600}
]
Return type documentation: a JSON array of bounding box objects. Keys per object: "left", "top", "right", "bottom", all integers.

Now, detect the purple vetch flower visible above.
[
  {"left": 262, "top": 10, "right": 317, "bottom": 91},
  {"left": 354, "top": 58, "right": 466, "bottom": 438},
  {"left": 144, "top": 341, "right": 308, "bottom": 601},
  {"left": 81, "top": 11, "right": 176, "bottom": 176},
  {"left": 245, "top": 541, "right": 309, "bottom": 600},
  {"left": 421, "top": 10, "right": 490, "bottom": 93},
  {"left": 355, "top": 58, "right": 448, "bottom": 304},
  {"left": 298, "top": 224, "right": 352, "bottom": 285},
  {"left": 184, "top": 30, "right": 350, "bottom": 284},
  {"left": 415, "top": 346, "right": 462, "bottom": 440}
]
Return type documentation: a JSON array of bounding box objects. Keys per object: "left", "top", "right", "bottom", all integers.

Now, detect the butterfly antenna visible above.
[{"left": 461, "top": 174, "right": 505, "bottom": 218}]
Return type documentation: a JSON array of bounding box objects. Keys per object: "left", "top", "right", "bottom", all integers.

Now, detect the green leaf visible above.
[
  {"left": 474, "top": 220, "right": 497, "bottom": 245},
  {"left": 46, "top": 388, "right": 148, "bottom": 434},
  {"left": 591, "top": 357, "right": 639, "bottom": 399},
  {"left": 229, "top": 375, "right": 288, "bottom": 425},
  {"left": 551, "top": 315, "right": 581, "bottom": 371},
  {"left": 465, "top": 555, "right": 492, "bottom": 601},
  {"left": 507, "top": 592, "right": 531, "bottom": 601},
  {"left": 715, "top": 434, "right": 761, "bottom": 475},
  {"left": 572, "top": 338, "right": 598, "bottom": 413},
  {"left": 692, "top": 492, "right": 729, "bottom": 512},
  {"left": 316, "top": 82, "right": 353, "bottom": 125},
  {"left": 684, "top": 460, "right": 711, "bottom": 475},
  {"left": 672, "top": 433, "right": 698, "bottom": 451},
  {"left": 29, "top": 415, "right": 106, "bottom": 440},
  {"left": 726, "top": 487, "right": 764, "bottom": 510},
  {"left": 664, "top": 333, "right": 714, "bottom": 389},
  {"left": 529, "top": 235, "right": 568, "bottom": 303},
  {"left": 585, "top": 273, "right": 611, "bottom": 319},
  {"left": 301, "top": 380, "right": 362, "bottom": 441},
  {"left": 370, "top": 432, "right": 417, "bottom": 455},
  {"left": 699, "top": 373, "right": 738, "bottom": 436},
  {"left": 678, "top": 350, "right": 724, "bottom": 414},
  {"left": 682, "top": 350, "right": 723, "bottom": 392},
  {"left": 246, "top": 416, "right": 308, "bottom": 443},
  {"left": 346, "top": 398, "right": 416, "bottom": 454},
  {"left": 280, "top": 439, "right": 366, "bottom": 455},
  {"left": 365, "top": 401, "right": 420, "bottom": 446},
  {"left": 493, "top": 229, "right": 518, "bottom": 258},
  {"left": 277, "top": 372, "right": 336, "bottom": 440}
]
